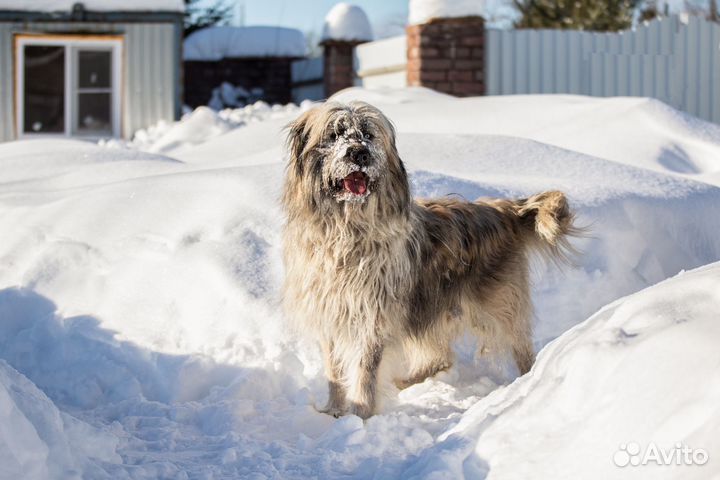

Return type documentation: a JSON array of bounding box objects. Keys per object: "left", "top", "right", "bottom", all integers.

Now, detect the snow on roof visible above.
[
  {"left": 321, "top": 3, "right": 373, "bottom": 43},
  {"left": 183, "top": 26, "right": 307, "bottom": 61},
  {"left": 0, "top": 0, "right": 184, "bottom": 12},
  {"left": 409, "top": 0, "right": 484, "bottom": 25}
]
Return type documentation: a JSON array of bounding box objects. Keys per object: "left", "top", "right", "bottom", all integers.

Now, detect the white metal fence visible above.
[
  {"left": 486, "top": 15, "right": 720, "bottom": 124},
  {"left": 354, "top": 35, "right": 408, "bottom": 89}
]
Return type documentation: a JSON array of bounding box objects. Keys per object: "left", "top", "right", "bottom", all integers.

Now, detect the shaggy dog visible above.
[{"left": 282, "top": 101, "right": 577, "bottom": 419}]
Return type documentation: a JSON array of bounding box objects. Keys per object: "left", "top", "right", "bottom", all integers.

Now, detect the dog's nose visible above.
[{"left": 349, "top": 146, "right": 370, "bottom": 166}]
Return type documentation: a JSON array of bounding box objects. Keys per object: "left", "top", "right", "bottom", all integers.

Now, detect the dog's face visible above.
[{"left": 284, "top": 101, "right": 410, "bottom": 216}]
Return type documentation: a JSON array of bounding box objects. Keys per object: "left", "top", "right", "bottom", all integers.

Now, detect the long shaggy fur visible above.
[{"left": 281, "top": 101, "right": 578, "bottom": 419}]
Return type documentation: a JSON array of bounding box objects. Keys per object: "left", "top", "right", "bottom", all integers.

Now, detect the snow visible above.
[
  {"left": 0, "top": 358, "right": 119, "bottom": 479},
  {"left": 1, "top": 88, "right": 720, "bottom": 478},
  {"left": 409, "top": 0, "right": 485, "bottom": 25},
  {"left": 125, "top": 101, "right": 310, "bottom": 154},
  {"left": 183, "top": 26, "right": 306, "bottom": 61},
  {"left": 0, "top": 0, "right": 183, "bottom": 12},
  {"left": 405, "top": 263, "right": 720, "bottom": 479},
  {"left": 207, "top": 83, "right": 264, "bottom": 111},
  {"left": 321, "top": 3, "right": 373, "bottom": 42}
]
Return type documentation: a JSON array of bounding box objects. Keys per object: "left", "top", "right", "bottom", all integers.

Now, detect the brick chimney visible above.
[
  {"left": 321, "top": 39, "right": 363, "bottom": 98},
  {"left": 406, "top": 16, "right": 485, "bottom": 97},
  {"left": 320, "top": 3, "right": 373, "bottom": 98}
]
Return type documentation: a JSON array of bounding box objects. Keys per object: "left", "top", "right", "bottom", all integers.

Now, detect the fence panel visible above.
[
  {"left": 485, "top": 16, "right": 720, "bottom": 124},
  {"left": 354, "top": 35, "right": 407, "bottom": 89}
]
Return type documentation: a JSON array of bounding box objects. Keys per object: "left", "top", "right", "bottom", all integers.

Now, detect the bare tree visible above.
[
  {"left": 183, "top": 0, "right": 233, "bottom": 38},
  {"left": 709, "top": 0, "right": 719, "bottom": 21},
  {"left": 376, "top": 13, "right": 407, "bottom": 39},
  {"left": 304, "top": 30, "right": 322, "bottom": 58}
]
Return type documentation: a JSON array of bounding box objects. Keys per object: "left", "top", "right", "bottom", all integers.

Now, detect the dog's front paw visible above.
[
  {"left": 316, "top": 404, "right": 346, "bottom": 418},
  {"left": 348, "top": 402, "right": 373, "bottom": 420}
]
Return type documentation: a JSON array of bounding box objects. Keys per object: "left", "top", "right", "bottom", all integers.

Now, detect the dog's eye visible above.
[
  {"left": 330, "top": 128, "right": 345, "bottom": 141},
  {"left": 363, "top": 132, "right": 373, "bottom": 140}
]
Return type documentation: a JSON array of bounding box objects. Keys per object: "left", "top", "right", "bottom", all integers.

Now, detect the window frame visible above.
[{"left": 14, "top": 34, "right": 123, "bottom": 139}]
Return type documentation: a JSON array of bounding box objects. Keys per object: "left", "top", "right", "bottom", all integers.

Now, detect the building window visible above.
[
  {"left": 23, "top": 45, "right": 66, "bottom": 134},
  {"left": 15, "top": 35, "right": 122, "bottom": 138}
]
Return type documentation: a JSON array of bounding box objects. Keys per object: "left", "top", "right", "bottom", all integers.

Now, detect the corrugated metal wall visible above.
[
  {"left": 0, "top": 21, "right": 179, "bottom": 142},
  {"left": 486, "top": 15, "right": 720, "bottom": 124},
  {"left": 0, "top": 22, "right": 14, "bottom": 142},
  {"left": 121, "top": 23, "right": 178, "bottom": 137}
]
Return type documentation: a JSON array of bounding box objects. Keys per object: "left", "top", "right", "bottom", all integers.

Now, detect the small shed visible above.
[
  {"left": 183, "top": 26, "right": 306, "bottom": 109},
  {"left": 0, "top": 0, "right": 184, "bottom": 142}
]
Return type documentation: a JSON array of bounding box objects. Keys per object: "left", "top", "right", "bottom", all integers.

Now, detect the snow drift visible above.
[
  {"left": 405, "top": 263, "right": 720, "bottom": 480},
  {"left": 0, "top": 88, "right": 719, "bottom": 478}
]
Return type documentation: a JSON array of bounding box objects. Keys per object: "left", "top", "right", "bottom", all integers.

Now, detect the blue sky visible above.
[{"left": 217, "top": 0, "right": 410, "bottom": 38}]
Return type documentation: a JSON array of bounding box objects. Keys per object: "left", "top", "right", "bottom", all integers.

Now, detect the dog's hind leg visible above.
[
  {"left": 318, "top": 338, "right": 347, "bottom": 417},
  {"left": 471, "top": 276, "right": 536, "bottom": 375},
  {"left": 511, "top": 335, "right": 535, "bottom": 375},
  {"left": 496, "top": 293, "right": 535, "bottom": 375},
  {"left": 501, "top": 290, "right": 535, "bottom": 375}
]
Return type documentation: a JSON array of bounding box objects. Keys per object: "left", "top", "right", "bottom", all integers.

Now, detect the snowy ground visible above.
[{"left": 1, "top": 88, "right": 719, "bottom": 479}]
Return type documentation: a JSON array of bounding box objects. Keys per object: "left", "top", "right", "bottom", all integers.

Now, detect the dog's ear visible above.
[{"left": 285, "top": 108, "right": 316, "bottom": 173}]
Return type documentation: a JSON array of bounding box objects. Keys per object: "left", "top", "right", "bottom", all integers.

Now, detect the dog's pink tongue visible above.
[{"left": 343, "top": 172, "right": 367, "bottom": 195}]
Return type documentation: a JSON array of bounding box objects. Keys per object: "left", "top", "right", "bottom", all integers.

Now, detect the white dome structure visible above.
[{"left": 321, "top": 3, "right": 373, "bottom": 43}]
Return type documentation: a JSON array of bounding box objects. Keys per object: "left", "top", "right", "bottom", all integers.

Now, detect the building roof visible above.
[
  {"left": 184, "top": 26, "right": 307, "bottom": 61},
  {"left": 0, "top": 0, "right": 184, "bottom": 12}
]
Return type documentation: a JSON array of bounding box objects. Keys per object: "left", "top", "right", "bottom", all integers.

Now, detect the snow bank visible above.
[
  {"left": 409, "top": 0, "right": 485, "bottom": 25},
  {"left": 126, "top": 100, "right": 309, "bottom": 154},
  {"left": 183, "top": 26, "right": 306, "bottom": 61},
  {"left": 408, "top": 262, "right": 720, "bottom": 480},
  {"left": 0, "top": 0, "right": 183, "bottom": 12},
  {"left": 322, "top": 3, "right": 373, "bottom": 42},
  {"left": 0, "top": 89, "right": 719, "bottom": 477},
  {"left": 0, "top": 359, "right": 119, "bottom": 479}
]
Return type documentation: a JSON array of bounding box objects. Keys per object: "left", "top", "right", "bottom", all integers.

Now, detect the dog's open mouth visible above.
[{"left": 341, "top": 172, "right": 369, "bottom": 196}]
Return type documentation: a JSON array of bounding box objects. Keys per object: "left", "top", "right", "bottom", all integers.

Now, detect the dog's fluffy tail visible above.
[{"left": 514, "top": 190, "right": 580, "bottom": 263}]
